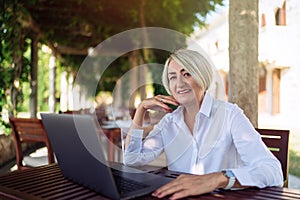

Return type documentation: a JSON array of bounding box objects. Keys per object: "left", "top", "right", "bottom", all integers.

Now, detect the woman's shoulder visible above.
[{"left": 213, "top": 99, "right": 243, "bottom": 115}]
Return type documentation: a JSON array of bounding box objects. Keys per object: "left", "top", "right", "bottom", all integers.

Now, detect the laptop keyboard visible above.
[{"left": 113, "top": 174, "right": 150, "bottom": 195}]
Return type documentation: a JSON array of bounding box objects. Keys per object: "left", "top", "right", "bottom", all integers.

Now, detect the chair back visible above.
[
  {"left": 9, "top": 117, "right": 55, "bottom": 170},
  {"left": 256, "top": 128, "right": 289, "bottom": 186}
]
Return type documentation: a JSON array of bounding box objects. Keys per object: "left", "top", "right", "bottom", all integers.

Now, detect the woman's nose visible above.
[{"left": 176, "top": 75, "right": 186, "bottom": 87}]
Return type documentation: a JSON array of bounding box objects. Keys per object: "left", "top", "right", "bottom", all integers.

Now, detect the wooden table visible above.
[
  {"left": 100, "top": 120, "right": 154, "bottom": 162},
  {"left": 1, "top": 164, "right": 300, "bottom": 200}
]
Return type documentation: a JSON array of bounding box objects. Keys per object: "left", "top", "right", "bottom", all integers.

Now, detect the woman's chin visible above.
[{"left": 178, "top": 100, "right": 197, "bottom": 106}]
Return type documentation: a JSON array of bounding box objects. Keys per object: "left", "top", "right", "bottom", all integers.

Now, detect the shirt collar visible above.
[
  {"left": 172, "top": 92, "right": 213, "bottom": 121},
  {"left": 199, "top": 92, "right": 213, "bottom": 117}
]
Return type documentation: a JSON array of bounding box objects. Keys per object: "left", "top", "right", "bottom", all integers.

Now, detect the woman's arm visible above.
[
  {"left": 152, "top": 104, "right": 282, "bottom": 199},
  {"left": 152, "top": 171, "right": 249, "bottom": 200},
  {"left": 123, "top": 95, "right": 179, "bottom": 166},
  {"left": 229, "top": 105, "right": 283, "bottom": 188},
  {"left": 125, "top": 95, "right": 178, "bottom": 149}
]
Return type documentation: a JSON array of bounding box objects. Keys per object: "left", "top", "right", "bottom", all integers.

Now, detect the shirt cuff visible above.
[
  {"left": 125, "top": 129, "right": 144, "bottom": 154},
  {"left": 231, "top": 169, "right": 256, "bottom": 186},
  {"left": 130, "top": 129, "right": 144, "bottom": 139}
]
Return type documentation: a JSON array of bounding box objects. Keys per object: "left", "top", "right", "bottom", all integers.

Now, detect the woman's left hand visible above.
[{"left": 152, "top": 172, "right": 227, "bottom": 199}]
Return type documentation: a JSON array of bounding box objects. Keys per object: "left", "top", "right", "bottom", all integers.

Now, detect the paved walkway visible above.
[{"left": 289, "top": 174, "right": 300, "bottom": 189}]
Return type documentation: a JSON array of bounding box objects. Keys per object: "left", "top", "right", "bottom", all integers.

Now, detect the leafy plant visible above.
[
  {"left": 1, "top": 1, "right": 30, "bottom": 117},
  {"left": 0, "top": 0, "right": 225, "bottom": 119},
  {"left": 289, "top": 150, "right": 300, "bottom": 178}
]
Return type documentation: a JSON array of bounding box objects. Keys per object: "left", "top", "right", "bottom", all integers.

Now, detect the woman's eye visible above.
[
  {"left": 183, "top": 72, "right": 191, "bottom": 77},
  {"left": 169, "top": 76, "right": 176, "bottom": 80}
]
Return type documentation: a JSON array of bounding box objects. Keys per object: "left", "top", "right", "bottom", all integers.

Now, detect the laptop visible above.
[{"left": 41, "top": 113, "right": 174, "bottom": 200}]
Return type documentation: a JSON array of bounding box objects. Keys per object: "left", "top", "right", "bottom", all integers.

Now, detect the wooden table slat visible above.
[
  {"left": 58, "top": 190, "right": 98, "bottom": 200},
  {"left": 0, "top": 185, "right": 41, "bottom": 200},
  {"left": 198, "top": 192, "right": 247, "bottom": 200},
  {"left": 43, "top": 185, "right": 93, "bottom": 200},
  {"left": 211, "top": 190, "right": 268, "bottom": 200},
  {"left": 0, "top": 191, "right": 24, "bottom": 200},
  {"left": 25, "top": 179, "right": 70, "bottom": 194},
  {"left": 0, "top": 165, "right": 59, "bottom": 184},
  {"left": 228, "top": 190, "right": 282, "bottom": 200},
  {"left": 38, "top": 182, "right": 79, "bottom": 198},
  {"left": 262, "top": 187, "right": 300, "bottom": 199},
  {"left": 12, "top": 173, "right": 63, "bottom": 190}
]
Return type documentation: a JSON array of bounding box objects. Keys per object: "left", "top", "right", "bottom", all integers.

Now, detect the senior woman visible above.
[{"left": 123, "top": 49, "right": 283, "bottom": 199}]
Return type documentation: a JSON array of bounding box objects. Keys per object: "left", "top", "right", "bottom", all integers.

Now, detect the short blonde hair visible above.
[{"left": 162, "top": 49, "right": 214, "bottom": 95}]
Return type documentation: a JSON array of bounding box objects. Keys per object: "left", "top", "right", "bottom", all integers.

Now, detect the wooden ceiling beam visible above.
[
  {"left": 56, "top": 45, "right": 88, "bottom": 55},
  {"left": 18, "top": 1, "right": 109, "bottom": 60}
]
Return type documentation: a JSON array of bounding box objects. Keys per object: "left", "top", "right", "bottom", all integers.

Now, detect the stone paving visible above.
[{"left": 289, "top": 174, "right": 300, "bottom": 189}]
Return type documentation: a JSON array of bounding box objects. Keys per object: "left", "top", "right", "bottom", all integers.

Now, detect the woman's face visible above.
[{"left": 167, "top": 60, "right": 204, "bottom": 107}]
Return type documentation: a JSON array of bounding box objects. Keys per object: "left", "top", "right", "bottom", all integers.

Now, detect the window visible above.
[{"left": 275, "top": 1, "right": 286, "bottom": 26}]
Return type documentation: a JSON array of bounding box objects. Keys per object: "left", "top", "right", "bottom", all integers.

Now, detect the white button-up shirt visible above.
[{"left": 124, "top": 93, "right": 283, "bottom": 188}]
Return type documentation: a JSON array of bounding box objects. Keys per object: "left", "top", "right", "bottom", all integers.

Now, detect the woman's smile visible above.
[{"left": 177, "top": 89, "right": 191, "bottom": 94}]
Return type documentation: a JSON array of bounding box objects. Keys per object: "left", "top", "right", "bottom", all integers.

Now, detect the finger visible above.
[
  {"left": 154, "top": 101, "right": 173, "bottom": 112},
  {"left": 154, "top": 175, "right": 197, "bottom": 199},
  {"left": 153, "top": 185, "right": 182, "bottom": 199},
  {"left": 155, "top": 95, "right": 179, "bottom": 106},
  {"left": 169, "top": 190, "right": 191, "bottom": 200},
  {"left": 163, "top": 95, "right": 178, "bottom": 102},
  {"left": 142, "top": 98, "right": 171, "bottom": 112},
  {"left": 168, "top": 182, "right": 207, "bottom": 200},
  {"left": 162, "top": 98, "right": 179, "bottom": 106},
  {"left": 152, "top": 179, "right": 184, "bottom": 198},
  {"left": 154, "top": 95, "right": 166, "bottom": 102},
  {"left": 147, "top": 97, "right": 173, "bottom": 112}
]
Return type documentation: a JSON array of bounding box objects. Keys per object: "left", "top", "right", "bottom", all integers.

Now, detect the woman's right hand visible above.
[
  {"left": 125, "top": 95, "right": 179, "bottom": 149},
  {"left": 131, "top": 95, "right": 179, "bottom": 129},
  {"left": 139, "top": 95, "right": 179, "bottom": 113}
]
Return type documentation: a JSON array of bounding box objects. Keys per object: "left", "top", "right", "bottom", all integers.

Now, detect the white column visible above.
[
  {"left": 266, "top": 67, "right": 273, "bottom": 114},
  {"left": 68, "top": 73, "right": 74, "bottom": 110},
  {"left": 72, "top": 84, "right": 81, "bottom": 111},
  {"left": 48, "top": 55, "right": 56, "bottom": 112},
  {"left": 113, "top": 79, "right": 122, "bottom": 109},
  {"left": 60, "top": 71, "right": 68, "bottom": 112}
]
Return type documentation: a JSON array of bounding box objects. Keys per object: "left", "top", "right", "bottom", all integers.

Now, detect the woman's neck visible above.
[
  {"left": 183, "top": 92, "right": 205, "bottom": 134},
  {"left": 183, "top": 107, "right": 197, "bottom": 134},
  {"left": 183, "top": 92, "right": 205, "bottom": 114}
]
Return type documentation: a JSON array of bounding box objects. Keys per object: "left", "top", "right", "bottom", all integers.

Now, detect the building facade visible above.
[{"left": 189, "top": 0, "right": 300, "bottom": 131}]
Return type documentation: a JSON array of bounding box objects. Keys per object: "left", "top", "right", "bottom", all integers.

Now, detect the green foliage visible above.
[
  {"left": 99, "top": 56, "right": 131, "bottom": 92},
  {"left": 0, "top": 64, "right": 12, "bottom": 111},
  {"left": 0, "top": 120, "right": 11, "bottom": 135},
  {"left": 95, "top": 0, "right": 224, "bottom": 94},
  {"left": 289, "top": 150, "right": 300, "bottom": 178},
  {"left": 0, "top": 4, "right": 14, "bottom": 112},
  {"left": 37, "top": 45, "right": 51, "bottom": 111},
  {"left": 0, "top": 1, "right": 31, "bottom": 117},
  {"left": 25, "top": 0, "right": 224, "bottom": 95},
  {"left": 143, "top": 0, "right": 224, "bottom": 34},
  {"left": 0, "top": 0, "right": 225, "bottom": 119},
  {"left": 0, "top": 1, "right": 54, "bottom": 117}
]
